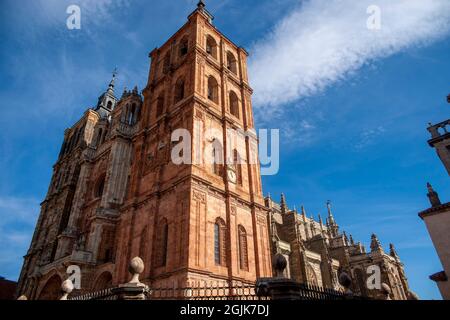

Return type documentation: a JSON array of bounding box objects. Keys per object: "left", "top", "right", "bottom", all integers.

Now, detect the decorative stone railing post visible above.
[
  {"left": 111, "top": 257, "right": 149, "bottom": 300},
  {"left": 256, "top": 253, "right": 302, "bottom": 300},
  {"left": 60, "top": 279, "right": 74, "bottom": 300}
]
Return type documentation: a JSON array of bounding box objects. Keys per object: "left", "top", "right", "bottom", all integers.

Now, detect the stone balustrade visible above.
[{"left": 428, "top": 119, "right": 450, "bottom": 140}]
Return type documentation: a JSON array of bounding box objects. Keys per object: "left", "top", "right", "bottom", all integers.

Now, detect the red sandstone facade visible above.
[{"left": 17, "top": 4, "right": 272, "bottom": 299}]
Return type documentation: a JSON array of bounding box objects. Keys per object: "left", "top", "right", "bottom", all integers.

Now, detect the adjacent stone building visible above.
[
  {"left": 267, "top": 195, "right": 411, "bottom": 300},
  {"left": 419, "top": 94, "right": 450, "bottom": 300}
]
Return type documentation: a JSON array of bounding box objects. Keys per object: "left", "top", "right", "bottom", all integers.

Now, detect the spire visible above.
[
  {"left": 370, "top": 234, "right": 383, "bottom": 253},
  {"left": 350, "top": 234, "right": 355, "bottom": 245},
  {"left": 326, "top": 200, "right": 339, "bottom": 237},
  {"left": 389, "top": 243, "right": 400, "bottom": 261},
  {"left": 343, "top": 231, "right": 349, "bottom": 245},
  {"left": 107, "top": 68, "right": 117, "bottom": 95},
  {"left": 327, "top": 200, "right": 335, "bottom": 224},
  {"left": 426, "top": 182, "right": 441, "bottom": 207},
  {"left": 280, "top": 193, "right": 287, "bottom": 214}
]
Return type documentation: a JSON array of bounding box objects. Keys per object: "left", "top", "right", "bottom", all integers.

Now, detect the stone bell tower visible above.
[{"left": 113, "top": 1, "right": 272, "bottom": 287}]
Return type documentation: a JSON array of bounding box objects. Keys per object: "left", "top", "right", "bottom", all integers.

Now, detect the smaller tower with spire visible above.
[
  {"left": 95, "top": 70, "right": 118, "bottom": 119},
  {"left": 327, "top": 200, "right": 339, "bottom": 237}
]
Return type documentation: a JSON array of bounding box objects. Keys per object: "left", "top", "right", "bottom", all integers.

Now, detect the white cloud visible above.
[
  {"left": 354, "top": 126, "right": 386, "bottom": 150},
  {"left": 249, "top": 0, "right": 450, "bottom": 109}
]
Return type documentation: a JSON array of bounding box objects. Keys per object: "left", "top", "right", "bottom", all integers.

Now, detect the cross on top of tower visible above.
[
  {"left": 197, "top": 0, "right": 206, "bottom": 9},
  {"left": 192, "top": 0, "right": 214, "bottom": 23},
  {"left": 109, "top": 67, "right": 118, "bottom": 89}
]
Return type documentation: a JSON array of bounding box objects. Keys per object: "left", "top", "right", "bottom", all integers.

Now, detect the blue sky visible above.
[{"left": 0, "top": 0, "right": 449, "bottom": 299}]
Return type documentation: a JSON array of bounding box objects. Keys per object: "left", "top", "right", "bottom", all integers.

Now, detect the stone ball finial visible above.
[
  {"left": 407, "top": 290, "right": 419, "bottom": 300},
  {"left": 272, "top": 253, "right": 287, "bottom": 278},
  {"left": 128, "top": 256, "right": 145, "bottom": 285},
  {"left": 17, "top": 295, "right": 28, "bottom": 300},
  {"left": 338, "top": 271, "right": 352, "bottom": 294},
  {"left": 60, "top": 279, "right": 74, "bottom": 300},
  {"left": 381, "top": 283, "right": 391, "bottom": 300}
]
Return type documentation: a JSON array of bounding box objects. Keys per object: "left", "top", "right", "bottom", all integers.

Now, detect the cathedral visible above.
[
  {"left": 16, "top": 1, "right": 411, "bottom": 300},
  {"left": 267, "top": 195, "right": 411, "bottom": 300}
]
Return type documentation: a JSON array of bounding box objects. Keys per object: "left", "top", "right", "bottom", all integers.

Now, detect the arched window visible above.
[
  {"left": 174, "top": 78, "right": 185, "bottom": 103},
  {"left": 95, "top": 175, "right": 106, "bottom": 198},
  {"left": 156, "top": 95, "right": 164, "bottom": 118},
  {"left": 179, "top": 36, "right": 189, "bottom": 57},
  {"left": 227, "top": 51, "right": 237, "bottom": 74},
  {"left": 106, "top": 101, "right": 113, "bottom": 110},
  {"left": 214, "top": 218, "right": 227, "bottom": 266},
  {"left": 229, "top": 91, "right": 239, "bottom": 118},
  {"left": 233, "top": 149, "right": 243, "bottom": 185},
  {"left": 156, "top": 219, "right": 169, "bottom": 267},
  {"left": 206, "top": 36, "right": 217, "bottom": 59},
  {"left": 207, "top": 76, "right": 219, "bottom": 103},
  {"left": 238, "top": 225, "right": 248, "bottom": 271}
]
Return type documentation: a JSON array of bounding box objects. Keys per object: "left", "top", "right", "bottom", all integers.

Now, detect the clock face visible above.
[{"left": 227, "top": 168, "right": 237, "bottom": 184}]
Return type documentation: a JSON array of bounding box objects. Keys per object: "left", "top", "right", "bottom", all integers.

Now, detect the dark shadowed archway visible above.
[{"left": 38, "top": 275, "right": 62, "bottom": 300}]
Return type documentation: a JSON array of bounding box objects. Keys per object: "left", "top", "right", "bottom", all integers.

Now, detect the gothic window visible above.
[
  {"left": 127, "top": 104, "right": 137, "bottom": 125},
  {"left": 94, "top": 175, "right": 106, "bottom": 199},
  {"left": 155, "top": 219, "right": 169, "bottom": 267},
  {"left": 233, "top": 149, "right": 243, "bottom": 185},
  {"left": 214, "top": 218, "right": 227, "bottom": 266},
  {"left": 238, "top": 225, "right": 249, "bottom": 271},
  {"left": 156, "top": 95, "right": 165, "bottom": 118},
  {"left": 179, "top": 36, "right": 189, "bottom": 57},
  {"left": 206, "top": 36, "right": 217, "bottom": 59},
  {"left": 101, "top": 128, "right": 108, "bottom": 144},
  {"left": 229, "top": 91, "right": 239, "bottom": 118},
  {"left": 227, "top": 51, "right": 237, "bottom": 74},
  {"left": 174, "top": 78, "right": 185, "bottom": 103},
  {"left": 97, "top": 128, "right": 103, "bottom": 146},
  {"left": 207, "top": 76, "right": 219, "bottom": 103}
]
